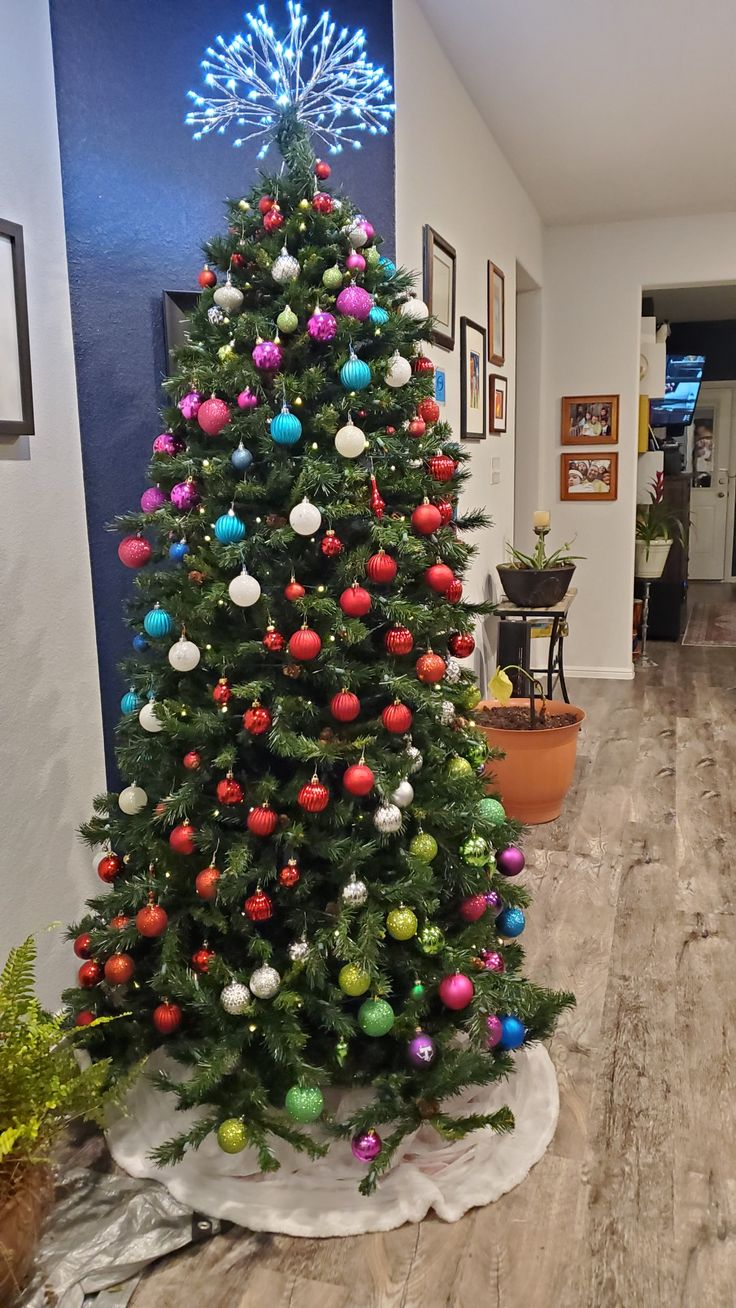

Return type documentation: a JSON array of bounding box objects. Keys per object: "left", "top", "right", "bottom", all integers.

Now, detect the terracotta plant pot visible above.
[
  {"left": 0, "top": 1164, "right": 53, "bottom": 1303},
  {"left": 474, "top": 698, "right": 585, "bottom": 824},
  {"left": 496, "top": 564, "right": 575, "bottom": 607}
]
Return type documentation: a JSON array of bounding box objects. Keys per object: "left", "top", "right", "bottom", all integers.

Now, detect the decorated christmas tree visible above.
[{"left": 66, "top": 4, "right": 572, "bottom": 1193}]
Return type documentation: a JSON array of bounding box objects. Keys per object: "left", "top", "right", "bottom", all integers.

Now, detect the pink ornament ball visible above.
[
  {"left": 197, "top": 397, "right": 231, "bottom": 437},
  {"left": 237, "top": 387, "right": 260, "bottom": 410},
  {"left": 486, "top": 1015, "right": 503, "bottom": 1049},
  {"left": 359, "top": 219, "right": 375, "bottom": 242},
  {"left": 140, "top": 486, "right": 167, "bottom": 513},
  {"left": 335, "top": 285, "right": 373, "bottom": 321},
  {"left": 170, "top": 479, "right": 200, "bottom": 511},
  {"left": 351, "top": 1129, "right": 382, "bottom": 1163},
  {"left": 118, "top": 535, "right": 152, "bottom": 568},
  {"left": 438, "top": 973, "right": 474, "bottom": 1010},
  {"left": 252, "top": 340, "right": 283, "bottom": 371},
  {"left": 178, "top": 391, "right": 202, "bottom": 419},
  {"left": 458, "top": 894, "right": 487, "bottom": 924},
  {"left": 152, "top": 432, "right": 182, "bottom": 456},
  {"left": 307, "top": 309, "right": 337, "bottom": 342},
  {"left": 482, "top": 951, "right": 505, "bottom": 974},
  {"left": 497, "top": 845, "right": 526, "bottom": 877},
  {"left": 346, "top": 252, "right": 366, "bottom": 273}
]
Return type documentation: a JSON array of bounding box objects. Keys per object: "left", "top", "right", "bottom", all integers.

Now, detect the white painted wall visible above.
[
  {"left": 0, "top": 0, "right": 105, "bottom": 1004},
  {"left": 541, "top": 213, "right": 736, "bottom": 678}
]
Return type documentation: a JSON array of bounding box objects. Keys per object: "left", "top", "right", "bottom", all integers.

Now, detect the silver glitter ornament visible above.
[
  {"left": 220, "top": 982, "right": 251, "bottom": 1015},
  {"left": 207, "top": 306, "right": 225, "bottom": 325},
  {"left": 249, "top": 964, "right": 280, "bottom": 999},
  {"left": 391, "top": 779, "right": 414, "bottom": 809},
  {"left": 288, "top": 937, "right": 310, "bottom": 963},
  {"left": 342, "top": 876, "right": 368, "bottom": 906},
  {"left": 444, "top": 657, "right": 462, "bottom": 684},
  {"left": 213, "top": 280, "right": 244, "bottom": 313},
  {"left": 271, "top": 246, "right": 300, "bottom": 283},
  {"left": 374, "top": 803, "right": 402, "bottom": 834},
  {"left": 439, "top": 699, "right": 456, "bottom": 726},
  {"left": 406, "top": 744, "right": 423, "bottom": 774}
]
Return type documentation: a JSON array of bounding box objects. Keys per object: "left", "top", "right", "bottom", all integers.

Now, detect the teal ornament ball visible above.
[
  {"left": 478, "top": 797, "right": 506, "bottom": 825},
  {"left": 369, "top": 305, "right": 389, "bottom": 325},
  {"left": 270, "top": 408, "right": 303, "bottom": 446},
  {"left": 214, "top": 510, "right": 246, "bottom": 543},
  {"left": 217, "top": 1118, "right": 248, "bottom": 1153},
  {"left": 120, "top": 689, "right": 140, "bottom": 715},
  {"left": 340, "top": 355, "right": 372, "bottom": 391},
  {"left": 460, "top": 833, "right": 490, "bottom": 866},
  {"left": 143, "top": 606, "right": 173, "bottom": 639},
  {"left": 496, "top": 906, "right": 526, "bottom": 938},
  {"left": 379, "top": 256, "right": 396, "bottom": 278},
  {"left": 358, "top": 997, "right": 395, "bottom": 1037},
  {"left": 284, "top": 1085, "right": 324, "bottom": 1123}
]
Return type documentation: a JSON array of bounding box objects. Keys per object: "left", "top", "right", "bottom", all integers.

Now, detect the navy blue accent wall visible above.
[{"left": 49, "top": 0, "right": 395, "bottom": 781}]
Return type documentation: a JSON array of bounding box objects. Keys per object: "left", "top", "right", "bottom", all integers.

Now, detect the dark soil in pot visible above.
[
  {"left": 475, "top": 706, "right": 579, "bottom": 731},
  {"left": 497, "top": 564, "right": 575, "bottom": 607}
]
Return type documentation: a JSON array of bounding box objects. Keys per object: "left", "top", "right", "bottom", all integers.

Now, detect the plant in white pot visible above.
[{"left": 635, "top": 473, "right": 686, "bottom": 579}]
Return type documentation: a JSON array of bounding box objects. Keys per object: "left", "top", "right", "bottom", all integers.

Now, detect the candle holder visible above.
[{"left": 532, "top": 524, "right": 550, "bottom": 568}]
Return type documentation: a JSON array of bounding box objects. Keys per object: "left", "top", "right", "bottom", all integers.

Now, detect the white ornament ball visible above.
[
  {"left": 289, "top": 497, "right": 322, "bottom": 536},
  {"left": 288, "top": 937, "right": 310, "bottom": 963},
  {"left": 213, "top": 282, "right": 244, "bottom": 314},
  {"left": 138, "top": 701, "right": 163, "bottom": 733},
  {"left": 220, "top": 982, "right": 251, "bottom": 1015},
  {"left": 207, "top": 306, "right": 225, "bottom": 325},
  {"left": 391, "top": 779, "right": 414, "bottom": 809},
  {"left": 400, "top": 296, "right": 429, "bottom": 321},
  {"left": 271, "top": 247, "right": 300, "bottom": 283},
  {"left": 347, "top": 220, "right": 368, "bottom": 249},
  {"left": 119, "top": 784, "right": 148, "bottom": 815},
  {"left": 374, "top": 803, "right": 402, "bottom": 834},
  {"left": 168, "top": 638, "right": 201, "bottom": 672},
  {"left": 334, "top": 422, "right": 367, "bottom": 459},
  {"left": 342, "top": 876, "right": 368, "bottom": 906},
  {"left": 228, "top": 569, "right": 262, "bottom": 607},
  {"left": 439, "top": 699, "right": 456, "bottom": 726},
  {"left": 385, "top": 353, "right": 412, "bottom": 388},
  {"left": 444, "top": 657, "right": 462, "bottom": 684},
  {"left": 406, "top": 744, "right": 423, "bottom": 774},
  {"left": 249, "top": 965, "right": 281, "bottom": 999}
]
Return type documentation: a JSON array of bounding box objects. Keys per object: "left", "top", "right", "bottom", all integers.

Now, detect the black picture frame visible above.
[
  {"left": 0, "top": 219, "right": 34, "bottom": 436},
  {"left": 422, "top": 225, "right": 456, "bottom": 350},
  {"left": 460, "top": 316, "right": 487, "bottom": 441},
  {"left": 162, "top": 290, "right": 200, "bottom": 371}
]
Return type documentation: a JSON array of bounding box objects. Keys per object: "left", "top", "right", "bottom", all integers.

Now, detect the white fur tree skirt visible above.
[{"left": 107, "top": 1044, "right": 558, "bottom": 1236}]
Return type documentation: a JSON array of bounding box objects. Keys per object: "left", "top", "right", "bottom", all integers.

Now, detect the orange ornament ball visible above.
[
  {"left": 195, "top": 866, "right": 221, "bottom": 900},
  {"left": 104, "top": 953, "right": 135, "bottom": 986}
]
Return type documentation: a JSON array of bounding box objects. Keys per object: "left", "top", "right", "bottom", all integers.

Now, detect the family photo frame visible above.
[
  {"left": 561, "top": 394, "right": 619, "bottom": 445},
  {"left": 560, "top": 452, "right": 618, "bottom": 501}
]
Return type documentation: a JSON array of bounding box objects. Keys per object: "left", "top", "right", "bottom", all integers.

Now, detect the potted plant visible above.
[
  {"left": 497, "top": 531, "right": 581, "bottom": 607},
  {"left": 473, "top": 667, "right": 585, "bottom": 824},
  {"left": 0, "top": 937, "right": 113, "bottom": 1302},
  {"left": 635, "top": 472, "right": 687, "bottom": 579}
]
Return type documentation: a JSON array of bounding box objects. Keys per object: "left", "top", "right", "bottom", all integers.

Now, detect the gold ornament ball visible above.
[
  {"left": 217, "top": 1118, "right": 248, "bottom": 1153},
  {"left": 298, "top": 198, "right": 310, "bottom": 210},
  {"left": 338, "top": 963, "right": 370, "bottom": 996},
  {"left": 386, "top": 907, "right": 418, "bottom": 941},
  {"left": 446, "top": 756, "right": 473, "bottom": 780},
  {"left": 238, "top": 199, "right": 250, "bottom": 211}
]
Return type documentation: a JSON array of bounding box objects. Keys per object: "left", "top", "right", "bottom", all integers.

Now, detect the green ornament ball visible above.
[
  {"left": 339, "top": 963, "right": 371, "bottom": 997},
  {"left": 460, "top": 833, "right": 490, "bottom": 866},
  {"left": 464, "top": 739, "right": 489, "bottom": 769},
  {"left": 478, "top": 797, "right": 506, "bottom": 825},
  {"left": 386, "top": 906, "right": 418, "bottom": 940},
  {"left": 365, "top": 246, "right": 381, "bottom": 267},
  {"left": 411, "top": 980, "right": 425, "bottom": 997},
  {"left": 461, "top": 685, "right": 482, "bottom": 711},
  {"left": 322, "top": 264, "right": 343, "bottom": 290},
  {"left": 285, "top": 1085, "right": 324, "bottom": 1123},
  {"left": 276, "top": 305, "right": 298, "bottom": 334},
  {"left": 217, "top": 1118, "right": 248, "bottom": 1154},
  {"left": 358, "top": 997, "right": 395, "bottom": 1037},
  {"left": 446, "top": 755, "right": 473, "bottom": 780},
  {"left": 409, "top": 833, "right": 438, "bottom": 863},
  {"left": 418, "top": 924, "right": 445, "bottom": 956}
]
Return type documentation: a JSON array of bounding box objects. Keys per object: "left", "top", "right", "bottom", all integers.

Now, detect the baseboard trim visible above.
[{"left": 564, "top": 665, "right": 635, "bottom": 681}]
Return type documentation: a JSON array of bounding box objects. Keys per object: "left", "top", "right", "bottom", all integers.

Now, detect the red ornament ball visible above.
[
  {"left": 153, "top": 1002, "right": 182, "bottom": 1035},
  {"left": 384, "top": 625, "right": 414, "bottom": 655},
  {"left": 343, "top": 763, "right": 375, "bottom": 796},
  {"left": 288, "top": 627, "right": 322, "bottom": 661},
  {"left": 408, "top": 417, "right": 426, "bottom": 438},
  {"left": 230, "top": 252, "right": 246, "bottom": 269},
  {"left": 381, "top": 702, "right": 413, "bottom": 734},
  {"left": 436, "top": 498, "right": 454, "bottom": 526},
  {"left": 216, "top": 776, "right": 244, "bottom": 806},
  {"left": 78, "top": 960, "right": 102, "bottom": 988},
  {"left": 448, "top": 632, "right": 476, "bottom": 658},
  {"left": 284, "top": 579, "right": 306, "bottom": 601},
  {"left": 76, "top": 1010, "right": 95, "bottom": 1026},
  {"left": 263, "top": 625, "right": 286, "bottom": 653},
  {"left": 297, "top": 778, "right": 330, "bottom": 813},
  {"left": 192, "top": 947, "right": 215, "bottom": 974},
  {"left": 413, "top": 355, "right": 435, "bottom": 374},
  {"left": 74, "top": 933, "right": 92, "bottom": 960},
  {"left": 312, "top": 192, "right": 333, "bottom": 214},
  {"left": 244, "top": 889, "right": 274, "bottom": 922},
  {"left": 258, "top": 195, "right": 275, "bottom": 214},
  {"left": 197, "top": 397, "right": 230, "bottom": 437},
  {"left": 183, "top": 750, "right": 201, "bottom": 771},
  {"left": 339, "top": 585, "right": 371, "bottom": 617},
  {"left": 458, "top": 894, "right": 488, "bottom": 923},
  {"left": 118, "top": 535, "right": 152, "bottom": 568},
  {"left": 169, "top": 822, "right": 197, "bottom": 856},
  {"left": 195, "top": 866, "right": 221, "bottom": 900},
  {"left": 136, "top": 901, "right": 168, "bottom": 938},
  {"left": 366, "top": 551, "right": 397, "bottom": 584},
  {"left": 263, "top": 207, "right": 284, "bottom": 232},
  {"left": 279, "top": 860, "right": 300, "bottom": 887},
  {"left": 315, "top": 160, "right": 331, "bottom": 180},
  {"left": 198, "top": 265, "right": 217, "bottom": 288},
  {"left": 320, "top": 530, "right": 344, "bottom": 558},
  {"left": 416, "top": 652, "right": 446, "bottom": 684},
  {"left": 213, "top": 678, "right": 232, "bottom": 705},
  {"left": 417, "top": 397, "right": 440, "bottom": 425},
  {"left": 243, "top": 703, "right": 272, "bottom": 735},
  {"left": 110, "top": 914, "right": 130, "bottom": 930},
  {"left": 427, "top": 453, "right": 457, "bottom": 483},
  {"left": 446, "top": 578, "right": 463, "bottom": 604},
  {"left": 97, "top": 853, "right": 122, "bottom": 884},
  {"left": 330, "top": 690, "right": 360, "bottom": 722},
  {"left": 412, "top": 502, "right": 442, "bottom": 535},
  {"left": 104, "top": 953, "right": 135, "bottom": 986},
  {"left": 424, "top": 562, "right": 455, "bottom": 594},
  {"left": 247, "top": 805, "right": 278, "bottom": 837}
]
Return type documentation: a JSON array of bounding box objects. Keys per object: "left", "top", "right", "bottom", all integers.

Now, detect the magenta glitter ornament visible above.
[
  {"left": 497, "top": 846, "right": 526, "bottom": 877},
  {"left": 252, "top": 339, "right": 283, "bottom": 371},
  {"left": 140, "top": 486, "right": 166, "bottom": 513},
  {"left": 482, "top": 951, "right": 505, "bottom": 974},
  {"left": 335, "top": 285, "right": 373, "bottom": 321},
  {"left": 359, "top": 219, "right": 375, "bottom": 242},
  {"left": 170, "top": 480, "right": 200, "bottom": 511},
  {"left": 197, "top": 397, "right": 231, "bottom": 436},
  {"left": 407, "top": 1031, "right": 436, "bottom": 1068},
  {"left": 178, "top": 391, "right": 202, "bottom": 419},
  {"left": 307, "top": 309, "right": 337, "bottom": 342},
  {"left": 486, "top": 1015, "right": 503, "bottom": 1048},
  {"left": 237, "top": 387, "right": 259, "bottom": 409},
  {"left": 458, "top": 894, "right": 488, "bottom": 924},
  {"left": 485, "top": 890, "right": 502, "bottom": 911},
  {"left": 438, "top": 973, "right": 474, "bottom": 1010},
  {"left": 152, "top": 433, "right": 182, "bottom": 455},
  {"left": 346, "top": 252, "right": 366, "bottom": 273},
  {"left": 351, "top": 1129, "right": 382, "bottom": 1163}
]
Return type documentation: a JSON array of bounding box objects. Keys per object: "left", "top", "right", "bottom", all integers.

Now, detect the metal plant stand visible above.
[{"left": 637, "top": 577, "right": 657, "bottom": 668}]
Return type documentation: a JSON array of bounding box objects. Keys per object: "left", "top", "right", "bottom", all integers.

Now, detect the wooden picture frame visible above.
[
  {"left": 0, "top": 219, "right": 34, "bottom": 436},
  {"left": 422, "top": 225, "right": 456, "bottom": 350},
  {"left": 561, "top": 394, "right": 619, "bottom": 445},
  {"left": 487, "top": 261, "right": 505, "bottom": 366},
  {"left": 560, "top": 452, "right": 618, "bottom": 501},
  {"left": 460, "top": 316, "right": 487, "bottom": 441},
  {"left": 162, "top": 290, "right": 200, "bottom": 371},
  {"left": 489, "top": 374, "right": 507, "bottom": 433}
]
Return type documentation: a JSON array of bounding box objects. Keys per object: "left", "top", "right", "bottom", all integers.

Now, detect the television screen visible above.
[{"left": 649, "top": 354, "right": 705, "bottom": 427}]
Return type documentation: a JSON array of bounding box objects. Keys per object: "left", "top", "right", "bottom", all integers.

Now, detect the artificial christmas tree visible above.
[{"left": 65, "top": 3, "right": 572, "bottom": 1198}]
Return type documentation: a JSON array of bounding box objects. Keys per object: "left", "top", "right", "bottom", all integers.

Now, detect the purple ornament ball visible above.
[
  {"left": 407, "top": 1031, "right": 436, "bottom": 1068},
  {"left": 482, "top": 951, "right": 505, "bottom": 974},
  {"left": 178, "top": 391, "right": 202, "bottom": 420},
  {"left": 307, "top": 310, "right": 337, "bottom": 342},
  {"left": 140, "top": 486, "right": 166, "bottom": 513},
  {"left": 237, "top": 388, "right": 259, "bottom": 410},
  {"left": 335, "top": 285, "right": 373, "bottom": 321},
  {"left": 170, "top": 480, "right": 200, "bottom": 511},
  {"left": 486, "top": 1015, "right": 503, "bottom": 1049},
  {"left": 252, "top": 340, "right": 283, "bottom": 371},
  {"left": 152, "top": 433, "right": 182, "bottom": 455},
  {"left": 485, "top": 889, "right": 502, "bottom": 911},
  {"left": 438, "top": 973, "right": 474, "bottom": 1010},
  {"left": 346, "top": 252, "right": 366, "bottom": 273},
  {"left": 497, "top": 846, "right": 526, "bottom": 878},
  {"left": 351, "top": 1129, "right": 382, "bottom": 1163}
]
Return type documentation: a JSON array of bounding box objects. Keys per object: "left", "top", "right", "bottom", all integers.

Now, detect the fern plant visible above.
[{"left": 0, "top": 938, "right": 115, "bottom": 1207}]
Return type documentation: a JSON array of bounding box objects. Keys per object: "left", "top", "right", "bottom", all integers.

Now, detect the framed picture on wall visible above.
[
  {"left": 489, "top": 374, "right": 507, "bottom": 433},
  {"left": 163, "top": 290, "right": 200, "bottom": 371},
  {"left": 0, "top": 219, "right": 34, "bottom": 436},
  {"left": 422, "top": 225, "right": 456, "bottom": 350},
  {"left": 487, "top": 261, "right": 505, "bottom": 366},
  {"left": 560, "top": 453, "right": 618, "bottom": 501},
  {"left": 561, "top": 394, "right": 619, "bottom": 444},
  {"left": 460, "top": 316, "right": 487, "bottom": 440}
]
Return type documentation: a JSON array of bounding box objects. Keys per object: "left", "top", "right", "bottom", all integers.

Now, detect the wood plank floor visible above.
[{"left": 130, "top": 638, "right": 736, "bottom": 1308}]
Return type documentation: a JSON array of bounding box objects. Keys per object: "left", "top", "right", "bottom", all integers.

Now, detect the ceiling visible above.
[
  {"left": 648, "top": 284, "right": 736, "bottom": 322},
  {"left": 418, "top": 0, "right": 736, "bottom": 225}
]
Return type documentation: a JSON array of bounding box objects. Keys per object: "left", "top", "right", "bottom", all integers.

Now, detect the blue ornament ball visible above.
[
  {"left": 143, "top": 607, "right": 173, "bottom": 639},
  {"left": 132, "top": 634, "right": 149, "bottom": 653},
  {"left": 231, "top": 444, "right": 253, "bottom": 472},
  {"left": 270, "top": 409, "right": 303, "bottom": 446},
  {"left": 369, "top": 305, "right": 389, "bottom": 325},
  {"left": 497, "top": 1015, "right": 527, "bottom": 1051},
  {"left": 496, "top": 906, "right": 526, "bottom": 938},
  {"left": 378, "top": 256, "right": 396, "bottom": 279},
  {"left": 340, "top": 356, "right": 372, "bottom": 391},
  {"left": 169, "top": 540, "right": 189, "bottom": 562},
  {"left": 214, "top": 511, "right": 247, "bottom": 544},
  {"left": 120, "top": 689, "right": 140, "bottom": 714}
]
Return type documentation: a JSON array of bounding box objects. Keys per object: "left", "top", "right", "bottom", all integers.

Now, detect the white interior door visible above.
[{"left": 688, "top": 386, "right": 731, "bottom": 580}]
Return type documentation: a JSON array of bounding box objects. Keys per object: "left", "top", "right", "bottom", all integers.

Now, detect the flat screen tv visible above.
[{"left": 649, "top": 354, "right": 705, "bottom": 427}]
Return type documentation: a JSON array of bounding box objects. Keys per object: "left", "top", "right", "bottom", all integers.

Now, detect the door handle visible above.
[{"left": 718, "top": 491, "right": 726, "bottom": 498}]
